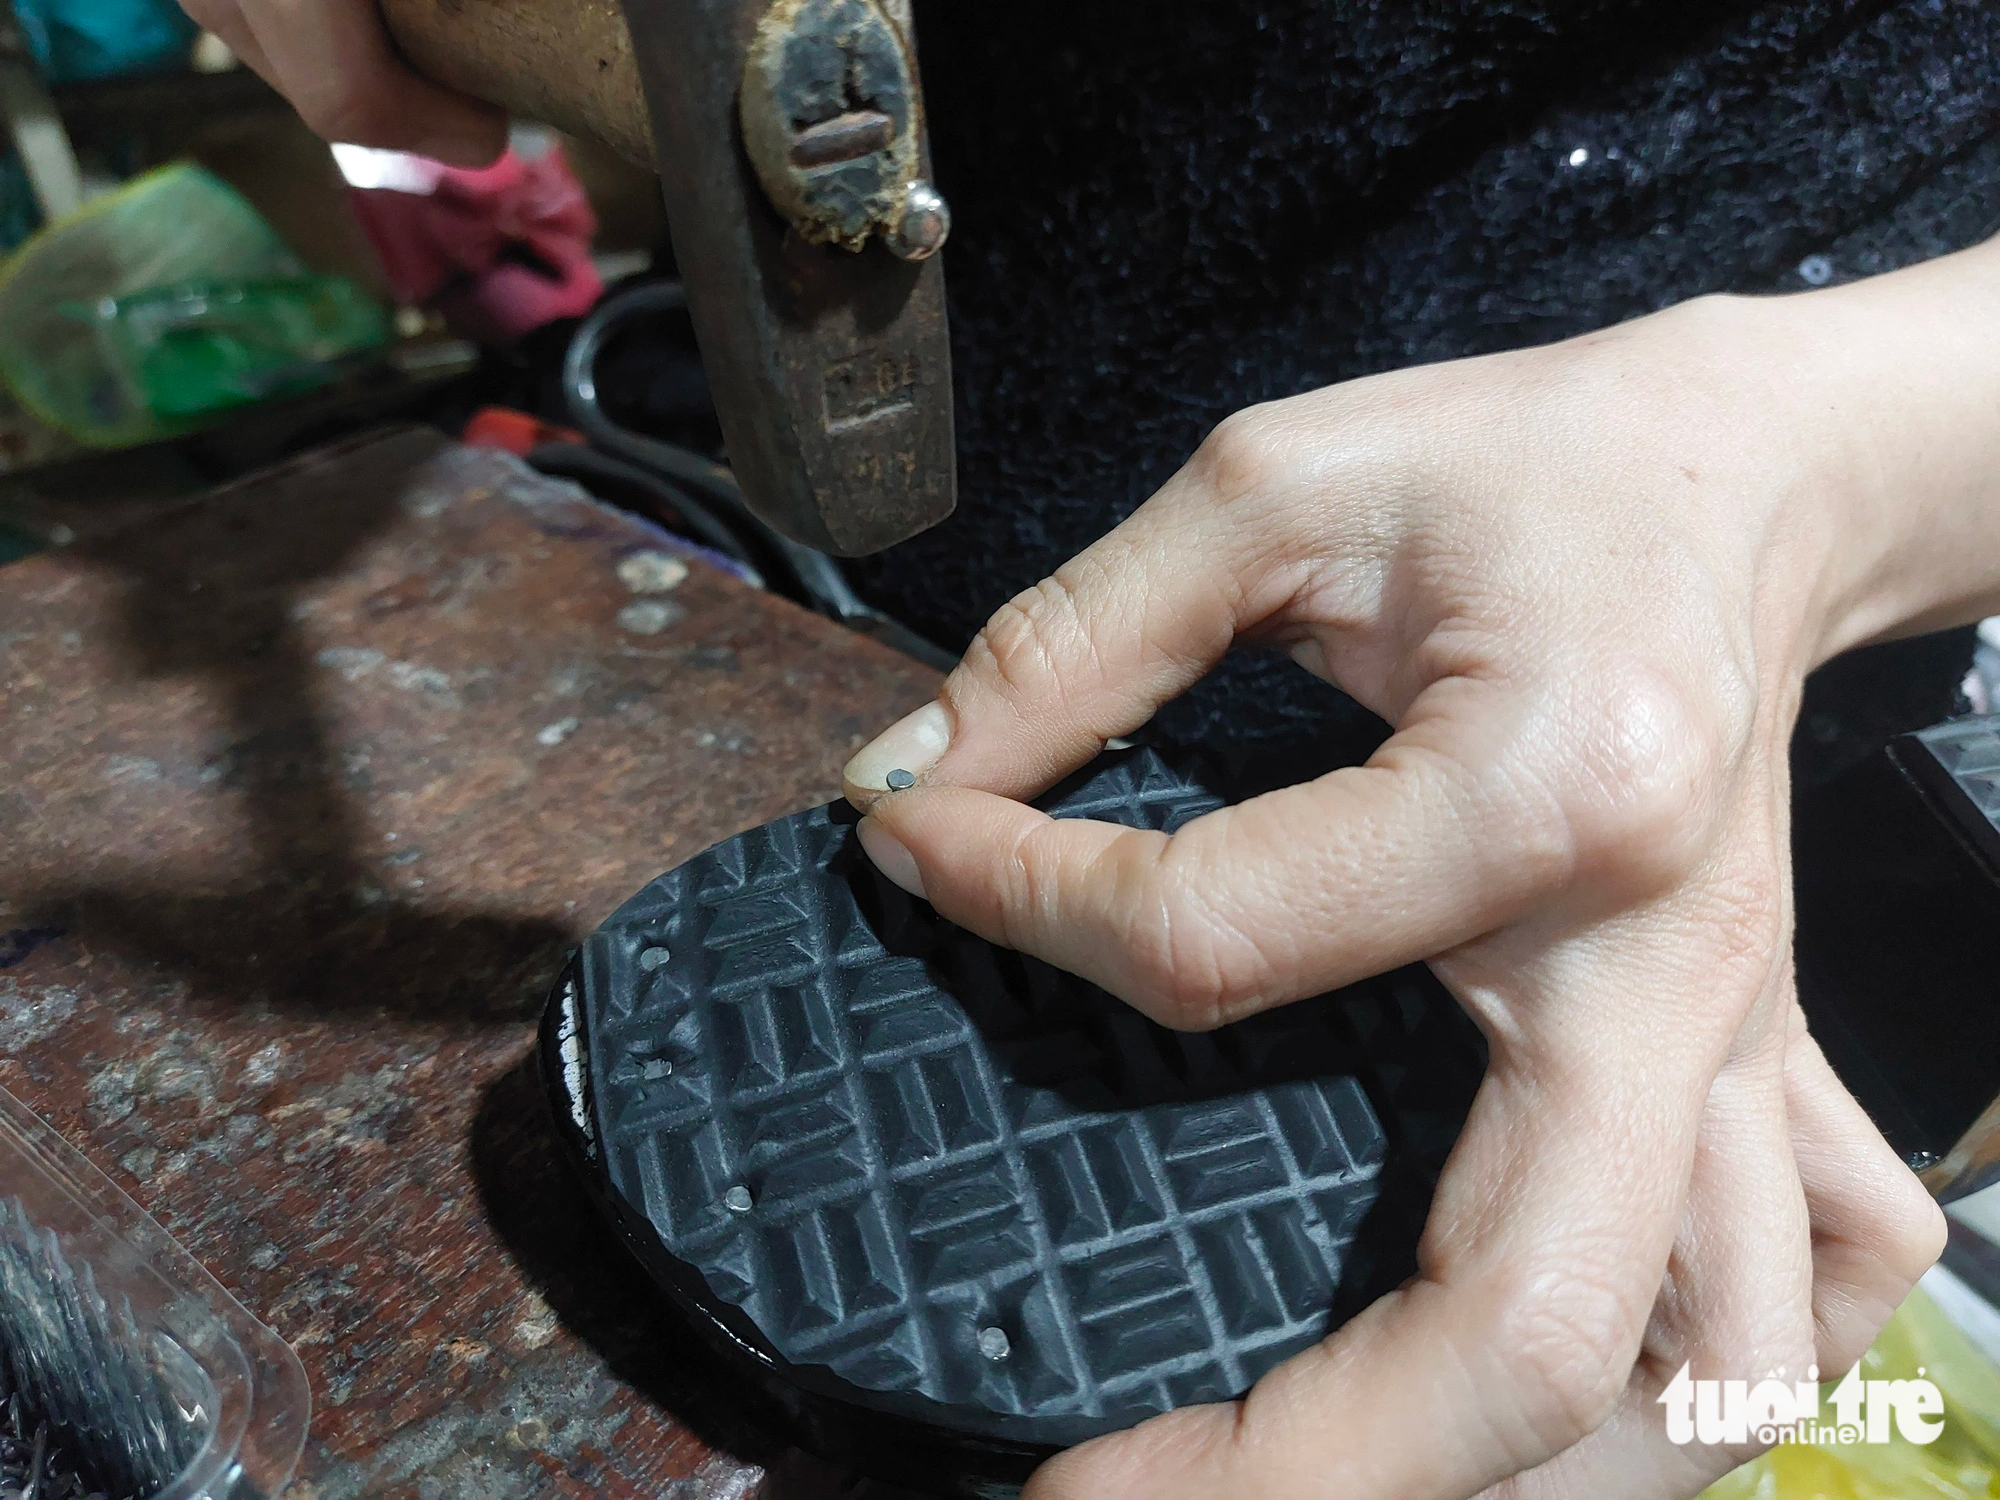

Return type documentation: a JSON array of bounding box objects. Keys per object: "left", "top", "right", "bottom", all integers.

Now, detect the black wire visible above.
[
  {"left": 557, "top": 280, "right": 960, "bottom": 671},
  {"left": 562, "top": 283, "right": 749, "bottom": 522}
]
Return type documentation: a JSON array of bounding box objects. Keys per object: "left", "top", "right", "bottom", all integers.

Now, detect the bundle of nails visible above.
[{"left": 0, "top": 1387, "right": 122, "bottom": 1500}]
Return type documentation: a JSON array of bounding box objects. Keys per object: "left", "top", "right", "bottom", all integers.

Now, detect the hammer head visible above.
[{"left": 621, "top": 0, "right": 955, "bottom": 557}]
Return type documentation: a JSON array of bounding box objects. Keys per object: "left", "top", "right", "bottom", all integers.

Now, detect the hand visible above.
[
  {"left": 177, "top": 0, "right": 505, "bottom": 165},
  {"left": 840, "top": 256, "right": 2000, "bottom": 1497}
]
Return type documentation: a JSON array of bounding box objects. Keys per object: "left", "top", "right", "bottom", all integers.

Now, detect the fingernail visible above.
[
  {"left": 843, "top": 700, "right": 951, "bottom": 800},
  {"left": 857, "top": 817, "right": 925, "bottom": 898}
]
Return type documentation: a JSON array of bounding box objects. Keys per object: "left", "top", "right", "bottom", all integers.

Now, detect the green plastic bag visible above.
[
  {"left": 0, "top": 164, "right": 387, "bottom": 447},
  {"left": 95, "top": 276, "right": 389, "bottom": 420}
]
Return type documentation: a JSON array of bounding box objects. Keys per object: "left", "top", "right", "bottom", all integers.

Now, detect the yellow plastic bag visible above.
[{"left": 1700, "top": 1283, "right": 2000, "bottom": 1500}]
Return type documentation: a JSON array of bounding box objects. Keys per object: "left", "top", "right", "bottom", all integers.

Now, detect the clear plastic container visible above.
[{"left": 0, "top": 1086, "right": 310, "bottom": 1499}]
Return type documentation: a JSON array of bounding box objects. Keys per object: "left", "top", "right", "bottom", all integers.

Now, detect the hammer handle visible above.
[{"left": 379, "top": 0, "right": 654, "bottom": 165}]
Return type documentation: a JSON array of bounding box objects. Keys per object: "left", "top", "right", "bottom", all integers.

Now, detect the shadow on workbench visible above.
[
  {"left": 470, "top": 1052, "right": 947, "bottom": 1500},
  {"left": 12, "top": 438, "right": 572, "bottom": 1026}
]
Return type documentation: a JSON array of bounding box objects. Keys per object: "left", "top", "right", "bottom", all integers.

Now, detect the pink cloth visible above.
[{"left": 347, "top": 145, "right": 602, "bottom": 345}]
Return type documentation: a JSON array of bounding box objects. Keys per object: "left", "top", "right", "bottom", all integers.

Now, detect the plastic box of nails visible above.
[{"left": 0, "top": 1087, "right": 308, "bottom": 1499}]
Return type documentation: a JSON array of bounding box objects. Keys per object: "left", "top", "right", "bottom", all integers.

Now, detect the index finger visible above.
[
  {"left": 243, "top": 0, "right": 505, "bottom": 163},
  {"left": 857, "top": 691, "right": 1576, "bottom": 1029}
]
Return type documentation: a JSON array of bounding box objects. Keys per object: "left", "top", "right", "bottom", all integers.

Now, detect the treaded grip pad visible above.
[
  {"left": 1896, "top": 715, "right": 2000, "bottom": 875},
  {"left": 545, "top": 748, "right": 1484, "bottom": 1479}
]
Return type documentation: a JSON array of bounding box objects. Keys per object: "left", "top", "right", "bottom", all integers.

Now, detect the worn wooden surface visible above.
[{"left": 0, "top": 428, "right": 939, "bottom": 1498}]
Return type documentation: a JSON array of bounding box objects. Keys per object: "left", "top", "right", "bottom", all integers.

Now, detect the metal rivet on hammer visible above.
[
  {"left": 790, "top": 109, "right": 896, "bottom": 168},
  {"left": 886, "top": 181, "right": 951, "bottom": 262}
]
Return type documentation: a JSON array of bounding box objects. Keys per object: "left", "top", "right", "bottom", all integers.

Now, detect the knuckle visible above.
[
  {"left": 963, "top": 576, "right": 1095, "bottom": 708},
  {"left": 1084, "top": 828, "right": 1273, "bottom": 1031},
  {"left": 1492, "top": 1264, "right": 1643, "bottom": 1450},
  {"left": 1190, "top": 407, "right": 1289, "bottom": 507},
  {"left": 1710, "top": 1329, "right": 1820, "bottom": 1415},
  {"left": 1121, "top": 920, "right": 1255, "bottom": 1032},
  {"left": 1117, "top": 925, "right": 1222, "bottom": 1030},
  {"left": 1878, "top": 1192, "right": 1948, "bottom": 1290},
  {"left": 295, "top": 77, "right": 407, "bottom": 149},
  {"left": 297, "top": 96, "right": 373, "bottom": 146},
  {"left": 1553, "top": 660, "right": 1734, "bottom": 897},
  {"left": 1721, "top": 1324, "right": 1820, "bottom": 1383},
  {"left": 1107, "top": 889, "right": 1232, "bottom": 1031},
  {"left": 1813, "top": 1190, "right": 1940, "bottom": 1374}
]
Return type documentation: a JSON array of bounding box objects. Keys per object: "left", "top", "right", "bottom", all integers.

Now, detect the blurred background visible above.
[
  {"left": 0, "top": 1, "right": 770, "bottom": 600},
  {"left": 2, "top": 10, "right": 2000, "bottom": 1497}
]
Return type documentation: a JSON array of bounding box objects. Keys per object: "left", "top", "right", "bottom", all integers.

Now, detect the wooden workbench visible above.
[{"left": 0, "top": 429, "right": 940, "bottom": 1498}]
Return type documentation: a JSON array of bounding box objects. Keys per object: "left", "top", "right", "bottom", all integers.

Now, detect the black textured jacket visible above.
[{"left": 849, "top": 0, "right": 1999, "bottom": 756}]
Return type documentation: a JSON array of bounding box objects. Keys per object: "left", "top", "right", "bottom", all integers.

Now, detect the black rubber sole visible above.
[
  {"left": 1894, "top": 715, "right": 2000, "bottom": 876},
  {"left": 543, "top": 747, "right": 1485, "bottom": 1490}
]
